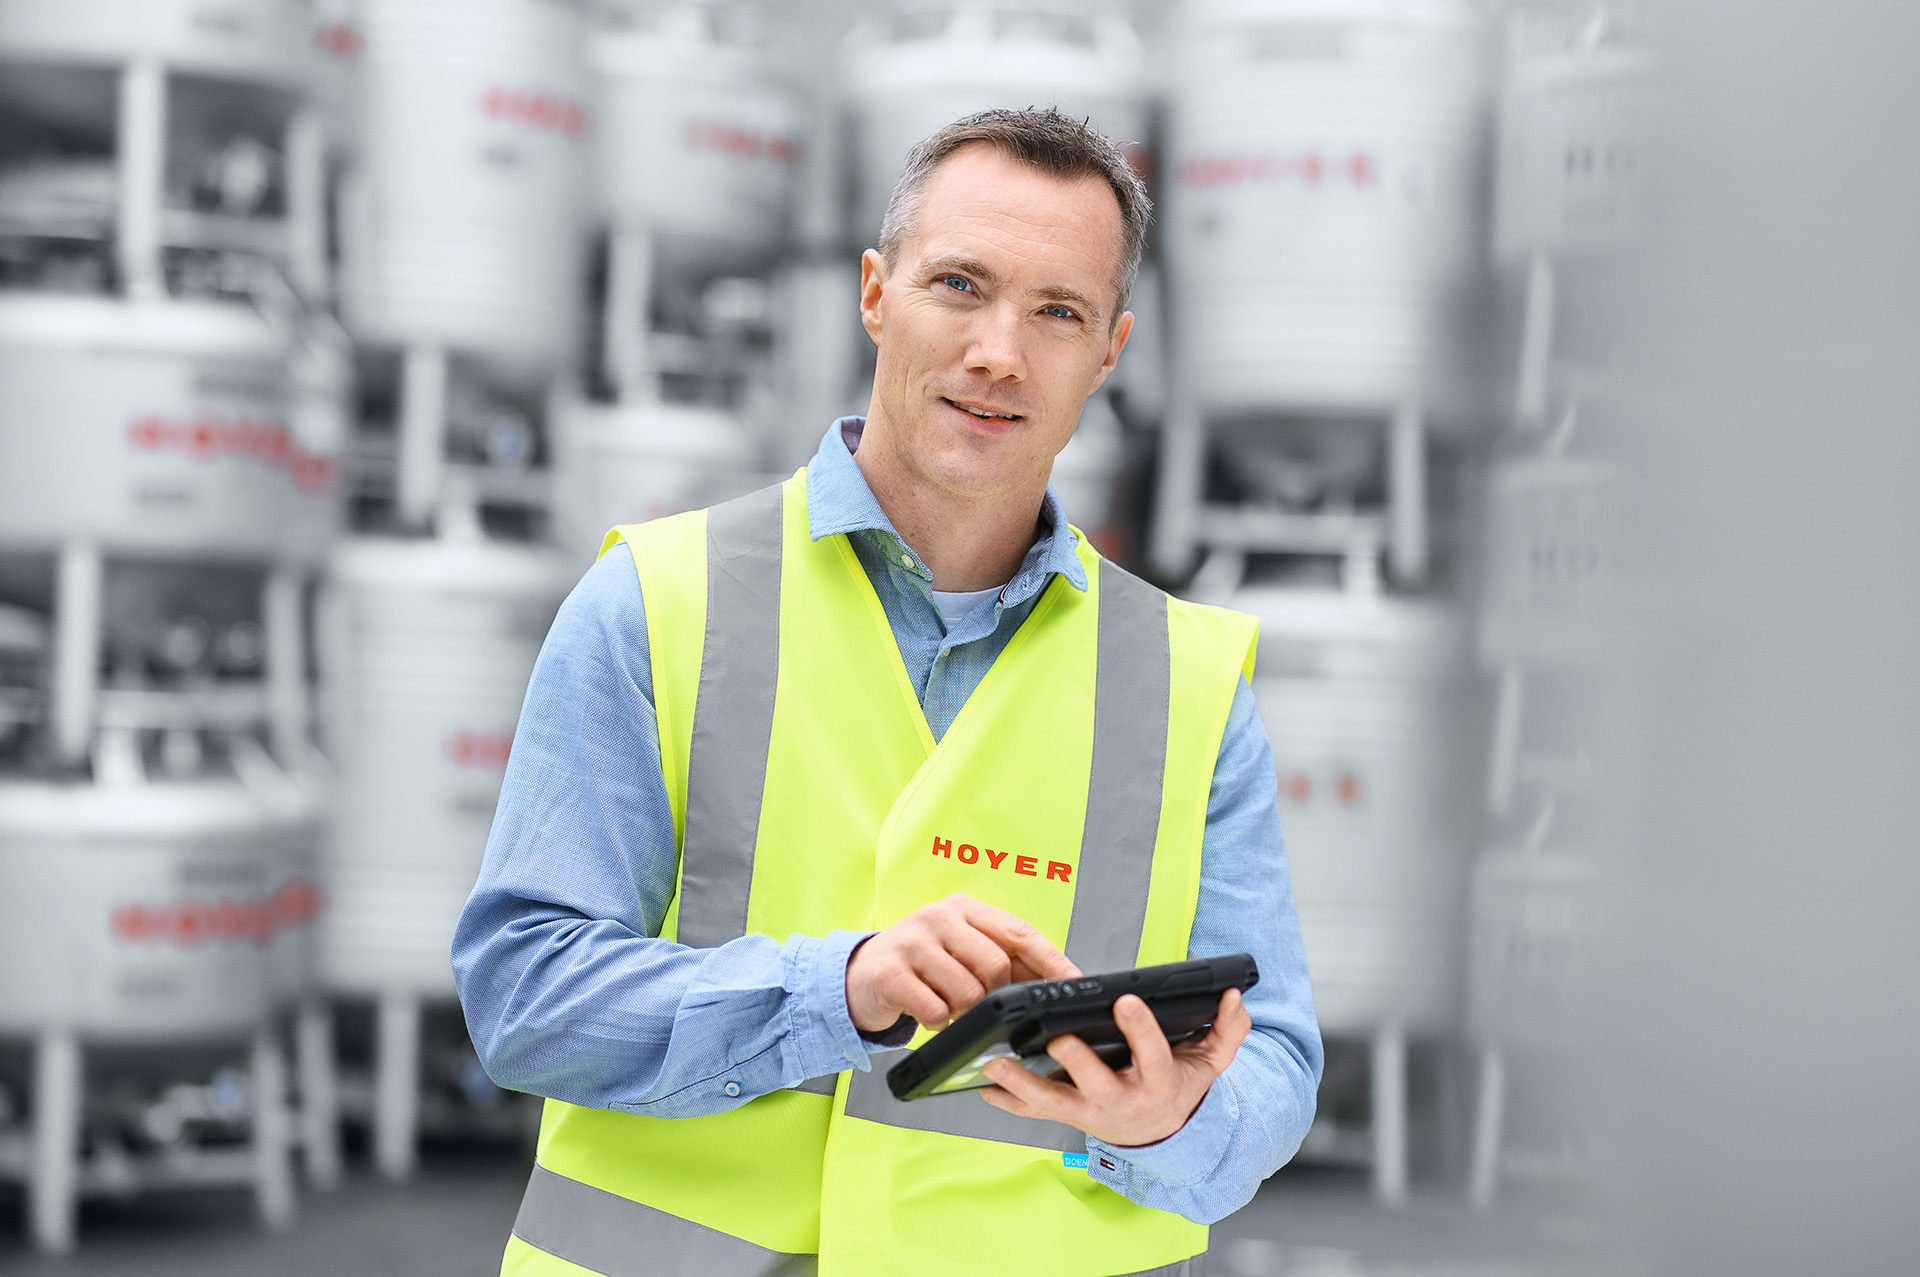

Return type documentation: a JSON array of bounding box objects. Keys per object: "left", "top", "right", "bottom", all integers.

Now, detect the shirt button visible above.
[{"left": 724, "top": 1081, "right": 741, "bottom": 1098}]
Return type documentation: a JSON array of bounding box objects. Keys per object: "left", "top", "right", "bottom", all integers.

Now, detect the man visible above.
[{"left": 454, "top": 109, "right": 1322, "bottom": 1277}]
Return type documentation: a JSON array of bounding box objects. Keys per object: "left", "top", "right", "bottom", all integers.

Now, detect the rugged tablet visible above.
[{"left": 885, "top": 953, "right": 1259, "bottom": 1101}]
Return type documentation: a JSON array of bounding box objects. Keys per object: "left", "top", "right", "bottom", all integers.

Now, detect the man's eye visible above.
[
  {"left": 1044, "top": 305, "right": 1078, "bottom": 320},
  {"left": 941, "top": 275, "right": 973, "bottom": 292}
]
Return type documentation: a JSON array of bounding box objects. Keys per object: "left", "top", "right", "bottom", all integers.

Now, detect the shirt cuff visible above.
[
  {"left": 1087, "top": 1073, "right": 1239, "bottom": 1194},
  {"left": 785, "top": 928, "right": 892, "bottom": 1078}
]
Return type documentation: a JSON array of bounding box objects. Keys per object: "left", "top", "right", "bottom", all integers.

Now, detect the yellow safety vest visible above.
[{"left": 502, "top": 472, "right": 1257, "bottom": 1277}]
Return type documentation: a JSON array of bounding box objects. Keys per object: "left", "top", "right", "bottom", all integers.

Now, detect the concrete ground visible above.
[{"left": 0, "top": 1143, "right": 1616, "bottom": 1276}]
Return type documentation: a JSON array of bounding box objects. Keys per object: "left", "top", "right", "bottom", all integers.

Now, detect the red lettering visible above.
[
  {"left": 1014, "top": 856, "right": 1037, "bottom": 877},
  {"left": 111, "top": 904, "right": 152, "bottom": 941},
  {"left": 985, "top": 849, "right": 1007, "bottom": 869},
  {"left": 931, "top": 836, "right": 952, "bottom": 858},
  {"left": 957, "top": 844, "right": 979, "bottom": 864},
  {"left": 1047, "top": 861, "right": 1073, "bottom": 883}
]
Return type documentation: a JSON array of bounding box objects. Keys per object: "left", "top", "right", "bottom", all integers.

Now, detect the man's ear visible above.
[
  {"left": 859, "top": 249, "right": 887, "bottom": 346},
  {"left": 1088, "top": 310, "right": 1135, "bottom": 393}
]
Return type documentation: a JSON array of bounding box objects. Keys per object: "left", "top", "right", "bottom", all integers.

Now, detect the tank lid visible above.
[
  {"left": 0, "top": 777, "right": 276, "bottom": 836},
  {"left": 328, "top": 535, "right": 575, "bottom": 596},
  {"left": 0, "top": 294, "right": 284, "bottom": 357}
]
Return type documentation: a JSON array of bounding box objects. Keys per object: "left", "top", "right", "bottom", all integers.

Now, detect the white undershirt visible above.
[{"left": 930, "top": 584, "right": 1003, "bottom": 632}]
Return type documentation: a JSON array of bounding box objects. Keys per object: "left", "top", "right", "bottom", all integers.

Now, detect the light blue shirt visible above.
[{"left": 453, "top": 418, "right": 1323, "bottom": 1225}]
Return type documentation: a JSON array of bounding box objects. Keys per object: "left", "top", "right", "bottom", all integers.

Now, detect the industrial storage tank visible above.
[
  {"left": 337, "top": 0, "right": 588, "bottom": 370},
  {"left": 1479, "top": 451, "right": 1621, "bottom": 669},
  {"left": 0, "top": 296, "right": 333, "bottom": 559},
  {"left": 590, "top": 0, "right": 801, "bottom": 279},
  {"left": 1235, "top": 579, "right": 1480, "bottom": 1202},
  {"left": 0, "top": 0, "right": 309, "bottom": 80},
  {"left": 1165, "top": 0, "right": 1491, "bottom": 417},
  {"left": 1237, "top": 584, "right": 1480, "bottom": 1034},
  {"left": 1494, "top": 20, "right": 1651, "bottom": 263},
  {"left": 840, "top": 1, "right": 1148, "bottom": 247},
  {"left": 550, "top": 398, "right": 758, "bottom": 564},
  {"left": 0, "top": 777, "right": 278, "bottom": 1038},
  {"left": 317, "top": 536, "right": 568, "bottom": 997}
]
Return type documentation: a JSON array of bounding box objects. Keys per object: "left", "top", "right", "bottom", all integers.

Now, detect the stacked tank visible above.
[
  {"left": 1155, "top": 0, "right": 1494, "bottom": 582},
  {"left": 314, "top": 0, "right": 581, "bottom": 1181},
  {"left": 1467, "top": 3, "right": 1649, "bottom": 1209},
  {"left": 551, "top": 0, "right": 796, "bottom": 565},
  {"left": 0, "top": 0, "right": 341, "bottom": 1251},
  {"left": 1157, "top": 0, "right": 1496, "bottom": 1204}
]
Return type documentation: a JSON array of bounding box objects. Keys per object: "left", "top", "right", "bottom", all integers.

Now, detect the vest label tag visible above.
[{"left": 1062, "top": 1152, "right": 1089, "bottom": 1169}]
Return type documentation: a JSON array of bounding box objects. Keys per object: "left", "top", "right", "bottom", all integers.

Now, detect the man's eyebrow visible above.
[
  {"left": 918, "top": 255, "right": 999, "bottom": 286},
  {"left": 919, "top": 255, "right": 1105, "bottom": 324}
]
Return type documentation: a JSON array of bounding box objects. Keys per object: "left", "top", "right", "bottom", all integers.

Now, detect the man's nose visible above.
[{"left": 962, "top": 303, "right": 1028, "bottom": 383}]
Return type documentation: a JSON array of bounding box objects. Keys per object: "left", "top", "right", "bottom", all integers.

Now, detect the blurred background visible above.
[{"left": 0, "top": 1, "right": 1913, "bottom": 1274}]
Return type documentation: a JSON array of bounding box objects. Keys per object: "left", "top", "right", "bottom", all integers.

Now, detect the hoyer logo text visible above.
[{"left": 931, "top": 836, "right": 1073, "bottom": 884}]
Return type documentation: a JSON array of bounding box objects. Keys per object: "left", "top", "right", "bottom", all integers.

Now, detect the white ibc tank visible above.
[
  {"left": 551, "top": 399, "right": 758, "bottom": 564},
  {"left": 339, "top": 0, "right": 587, "bottom": 369},
  {"left": 0, "top": 779, "right": 279, "bottom": 1037},
  {"left": 842, "top": 3, "right": 1148, "bottom": 246},
  {"left": 1468, "top": 847, "right": 1605, "bottom": 1049},
  {"left": 0, "top": 0, "right": 309, "bottom": 83},
  {"left": 0, "top": 295, "right": 337, "bottom": 559},
  {"left": 1479, "top": 452, "right": 1620, "bottom": 668},
  {"left": 1166, "top": 0, "right": 1490, "bottom": 415},
  {"left": 591, "top": 6, "right": 801, "bottom": 276},
  {"left": 319, "top": 537, "right": 569, "bottom": 995},
  {"left": 1494, "top": 36, "right": 1651, "bottom": 261},
  {"left": 1237, "top": 584, "right": 1480, "bottom": 1032}
]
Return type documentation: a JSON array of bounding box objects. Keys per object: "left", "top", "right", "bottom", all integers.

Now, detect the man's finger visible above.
[
  {"left": 884, "top": 971, "right": 951, "bottom": 1028},
  {"left": 1110, "top": 994, "right": 1175, "bottom": 1091},
  {"left": 930, "top": 918, "right": 1018, "bottom": 993},
  {"left": 1177, "top": 988, "right": 1251, "bottom": 1075},
  {"left": 980, "top": 1057, "right": 1087, "bottom": 1123},
  {"left": 960, "top": 900, "right": 1079, "bottom": 980},
  {"left": 1043, "top": 1033, "right": 1125, "bottom": 1107},
  {"left": 910, "top": 945, "right": 988, "bottom": 1019}
]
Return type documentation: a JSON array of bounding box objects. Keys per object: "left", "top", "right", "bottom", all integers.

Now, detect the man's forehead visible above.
[{"left": 906, "top": 146, "right": 1126, "bottom": 303}]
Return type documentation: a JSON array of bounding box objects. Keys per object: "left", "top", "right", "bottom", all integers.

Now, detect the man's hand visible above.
[
  {"left": 978, "top": 988, "right": 1252, "bottom": 1148},
  {"left": 846, "top": 894, "right": 1079, "bottom": 1034}
]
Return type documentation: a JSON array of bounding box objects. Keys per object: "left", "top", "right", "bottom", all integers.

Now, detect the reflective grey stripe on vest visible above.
[
  {"left": 791, "top": 1073, "right": 838, "bottom": 1097},
  {"left": 513, "top": 1165, "right": 813, "bottom": 1277},
  {"left": 1123, "top": 1258, "right": 1207, "bottom": 1276},
  {"left": 1066, "top": 560, "right": 1172, "bottom": 974},
  {"left": 677, "top": 483, "right": 785, "bottom": 949},
  {"left": 844, "top": 561, "right": 1174, "bottom": 1149}
]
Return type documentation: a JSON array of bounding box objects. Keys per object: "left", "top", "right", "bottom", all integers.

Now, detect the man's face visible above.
[{"left": 859, "top": 144, "right": 1134, "bottom": 502}]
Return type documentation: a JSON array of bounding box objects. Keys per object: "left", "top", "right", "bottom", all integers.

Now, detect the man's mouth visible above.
[{"left": 943, "top": 397, "right": 1023, "bottom": 422}]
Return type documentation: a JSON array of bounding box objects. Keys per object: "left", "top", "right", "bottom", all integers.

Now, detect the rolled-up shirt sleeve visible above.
[
  {"left": 1085, "top": 678, "right": 1324, "bottom": 1224},
  {"left": 451, "top": 544, "right": 886, "bottom": 1116}
]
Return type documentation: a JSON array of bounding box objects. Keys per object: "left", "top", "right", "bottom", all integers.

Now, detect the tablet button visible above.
[{"left": 1077, "top": 979, "right": 1101, "bottom": 993}]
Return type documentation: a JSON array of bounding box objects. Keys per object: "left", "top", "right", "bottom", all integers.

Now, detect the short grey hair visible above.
[{"left": 876, "top": 107, "right": 1153, "bottom": 324}]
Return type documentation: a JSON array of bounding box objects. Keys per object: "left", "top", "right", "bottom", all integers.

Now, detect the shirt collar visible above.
[{"left": 804, "top": 417, "right": 1090, "bottom": 594}]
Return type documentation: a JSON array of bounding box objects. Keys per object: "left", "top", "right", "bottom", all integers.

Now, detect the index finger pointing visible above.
[{"left": 960, "top": 900, "right": 1079, "bottom": 980}]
